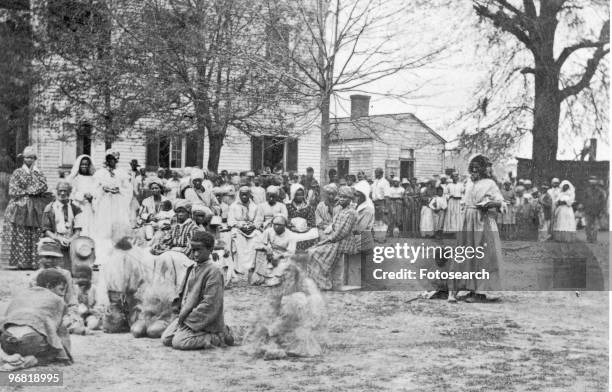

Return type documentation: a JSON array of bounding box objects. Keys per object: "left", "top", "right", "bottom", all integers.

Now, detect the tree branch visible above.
[
  {"left": 559, "top": 46, "right": 610, "bottom": 99},
  {"left": 473, "top": 3, "right": 534, "bottom": 51},
  {"left": 556, "top": 20, "right": 609, "bottom": 67}
]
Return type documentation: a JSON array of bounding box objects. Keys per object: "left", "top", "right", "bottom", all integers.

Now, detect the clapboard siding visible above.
[
  {"left": 329, "top": 139, "right": 373, "bottom": 175},
  {"left": 205, "top": 127, "right": 252, "bottom": 173},
  {"left": 331, "top": 113, "right": 445, "bottom": 179},
  {"left": 296, "top": 127, "right": 320, "bottom": 176}
]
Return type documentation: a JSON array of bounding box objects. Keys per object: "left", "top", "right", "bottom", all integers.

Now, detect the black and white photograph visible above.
[{"left": 0, "top": 0, "right": 609, "bottom": 390}]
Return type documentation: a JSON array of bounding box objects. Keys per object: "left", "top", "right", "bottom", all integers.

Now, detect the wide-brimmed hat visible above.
[
  {"left": 290, "top": 217, "right": 309, "bottom": 233},
  {"left": 70, "top": 236, "right": 95, "bottom": 261},
  {"left": 38, "top": 238, "right": 62, "bottom": 258}
]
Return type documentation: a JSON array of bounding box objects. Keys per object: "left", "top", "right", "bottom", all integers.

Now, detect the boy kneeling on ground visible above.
[
  {"left": 0, "top": 269, "right": 73, "bottom": 371},
  {"left": 161, "top": 230, "right": 234, "bottom": 350}
]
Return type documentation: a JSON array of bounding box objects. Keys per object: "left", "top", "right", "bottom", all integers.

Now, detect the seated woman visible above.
[
  {"left": 251, "top": 215, "right": 296, "bottom": 286},
  {"left": 137, "top": 177, "right": 170, "bottom": 242},
  {"left": 184, "top": 169, "right": 221, "bottom": 215},
  {"left": 228, "top": 187, "right": 262, "bottom": 275},
  {"left": 256, "top": 186, "right": 288, "bottom": 231},
  {"left": 287, "top": 185, "right": 318, "bottom": 250},
  {"left": 150, "top": 200, "right": 197, "bottom": 257},
  {"left": 0, "top": 269, "right": 72, "bottom": 371},
  {"left": 245, "top": 257, "right": 327, "bottom": 360}
]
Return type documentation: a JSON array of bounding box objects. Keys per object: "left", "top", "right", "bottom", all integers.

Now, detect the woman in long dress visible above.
[
  {"left": 386, "top": 177, "right": 405, "bottom": 237},
  {"left": 137, "top": 177, "right": 169, "bottom": 244},
  {"left": 419, "top": 180, "right": 436, "bottom": 238},
  {"left": 401, "top": 179, "right": 420, "bottom": 237},
  {"left": 68, "top": 155, "right": 96, "bottom": 237},
  {"left": 552, "top": 180, "right": 576, "bottom": 242},
  {"left": 443, "top": 173, "right": 463, "bottom": 234},
  {"left": 1, "top": 146, "right": 51, "bottom": 269},
  {"left": 448, "top": 155, "right": 503, "bottom": 303},
  {"left": 92, "top": 150, "right": 132, "bottom": 265}
]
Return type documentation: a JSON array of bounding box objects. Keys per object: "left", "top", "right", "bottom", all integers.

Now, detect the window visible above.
[
  {"left": 251, "top": 136, "right": 298, "bottom": 173},
  {"left": 400, "top": 147, "right": 414, "bottom": 159},
  {"left": 400, "top": 160, "right": 415, "bottom": 180},
  {"left": 337, "top": 159, "right": 349, "bottom": 179},
  {"left": 170, "top": 136, "right": 183, "bottom": 168}
]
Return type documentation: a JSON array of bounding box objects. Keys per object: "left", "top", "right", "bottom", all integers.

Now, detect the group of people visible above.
[{"left": 0, "top": 146, "right": 608, "bottom": 371}]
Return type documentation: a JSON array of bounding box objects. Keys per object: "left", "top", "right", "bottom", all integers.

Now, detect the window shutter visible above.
[
  {"left": 286, "top": 138, "right": 298, "bottom": 172},
  {"left": 185, "top": 132, "right": 199, "bottom": 167},
  {"left": 145, "top": 136, "right": 159, "bottom": 170},
  {"left": 251, "top": 136, "right": 263, "bottom": 172}
]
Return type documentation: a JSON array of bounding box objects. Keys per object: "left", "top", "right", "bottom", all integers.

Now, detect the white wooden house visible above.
[{"left": 329, "top": 95, "right": 446, "bottom": 180}]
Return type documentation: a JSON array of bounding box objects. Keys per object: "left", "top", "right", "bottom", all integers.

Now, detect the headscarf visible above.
[
  {"left": 338, "top": 186, "right": 354, "bottom": 198},
  {"left": 323, "top": 184, "right": 337, "bottom": 194},
  {"left": 559, "top": 180, "right": 575, "bottom": 204},
  {"left": 192, "top": 204, "right": 213, "bottom": 217},
  {"left": 266, "top": 185, "right": 280, "bottom": 195},
  {"left": 271, "top": 214, "right": 288, "bottom": 226},
  {"left": 174, "top": 199, "right": 192, "bottom": 213},
  {"left": 105, "top": 149, "right": 119, "bottom": 159},
  {"left": 146, "top": 176, "right": 165, "bottom": 190},
  {"left": 551, "top": 178, "right": 560, "bottom": 185},
  {"left": 22, "top": 146, "right": 37, "bottom": 158},
  {"left": 290, "top": 184, "right": 305, "bottom": 202},
  {"left": 239, "top": 186, "right": 251, "bottom": 195},
  {"left": 190, "top": 169, "right": 205, "bottom": 183},
  {"left": 69, "top": 154, "right": 95, "bottom": 179}
]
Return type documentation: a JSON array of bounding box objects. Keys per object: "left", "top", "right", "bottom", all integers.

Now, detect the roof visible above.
[{"left": 330, "top": 112, "right": 446, "bottom": 144}]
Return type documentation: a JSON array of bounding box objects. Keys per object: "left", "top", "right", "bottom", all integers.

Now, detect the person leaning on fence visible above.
[{"left": 161, "top": 230, "right": 234, "bottom": 350}]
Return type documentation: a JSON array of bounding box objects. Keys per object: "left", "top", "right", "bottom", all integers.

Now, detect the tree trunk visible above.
[
  {"left": 530, "top": 10, "right": 560, "bottom": 185},
  {"left": 207, "top": 131, "right": 224, "bottom": 173},
  {"left": 320, "top": 93, "right": 331, "bottom": 185}
]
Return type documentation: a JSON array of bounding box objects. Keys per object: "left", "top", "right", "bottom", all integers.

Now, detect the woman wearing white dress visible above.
[
  {"left": 552, "top": 180, "right": 576, "bottom": 242},
  {"left": 92, "top": 150, "right": 132, "bottom": 264},
  {"left": 68, "top": 155, "right": 97, "bottom": 237}
]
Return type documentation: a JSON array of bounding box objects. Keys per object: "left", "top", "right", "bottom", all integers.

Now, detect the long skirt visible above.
[
  {"left": 231, "top": 229, "right": 261, "bottom": 275},
  {"left": 308, "top": 242, "right": 341, "bottom": 290},
  {"left": 443, "top": 198, "right": 462, "bottom": 233},
  {"left": 386, "top": 198, "right": 404, "bottom": 235},
  {"left": 449, "top": 208, "right": 502, "bottom": 293},
  {"left": 401, "top": 196, "right": 420, "bottom": 237},
  {"left": 419, "top": 206, "right": 434, "bottom": 237},
  {"left": 553, "top": 205, "right": 576, "bottom": 242},
  {"left": 1, "top": 222, "right": 44, "bottom": 269}
]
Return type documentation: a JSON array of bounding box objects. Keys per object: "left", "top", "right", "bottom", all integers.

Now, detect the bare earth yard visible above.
[{"left": 0, "top": 233, "right": 608, "bottom": 392}]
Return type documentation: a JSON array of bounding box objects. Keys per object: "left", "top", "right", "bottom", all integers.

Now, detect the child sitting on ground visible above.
[
  {"left": 0, "top": 269, "right": 73, "bottom": 371},
  {"left": 68, "top": 265, "right": 101, "bottom": 334}
]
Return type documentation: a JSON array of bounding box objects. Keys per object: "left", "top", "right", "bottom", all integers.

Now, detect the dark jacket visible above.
[{"left": 174, "top": 260, "right": 225, "bottom": 333}]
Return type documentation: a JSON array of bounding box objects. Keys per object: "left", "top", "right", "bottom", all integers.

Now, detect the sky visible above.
[{"left": 328, "top": 0, "right": 609, "bottom": 161}]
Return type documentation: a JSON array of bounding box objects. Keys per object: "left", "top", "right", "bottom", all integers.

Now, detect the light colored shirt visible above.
[{"left": 371, "top": 177, "right": 390, "bottom": 201}]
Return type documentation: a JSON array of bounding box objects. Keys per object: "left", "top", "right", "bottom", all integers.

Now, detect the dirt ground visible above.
[{"left": 0, "top": 232, "right": 608, "bottom": 392}]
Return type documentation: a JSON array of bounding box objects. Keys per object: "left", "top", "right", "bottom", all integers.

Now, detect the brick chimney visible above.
[
  {"left": 589, "top": 138, "right": 597, "bottom": 161},
  {"left": 350, "top": 95, "right": 370, "bottom": 120}
]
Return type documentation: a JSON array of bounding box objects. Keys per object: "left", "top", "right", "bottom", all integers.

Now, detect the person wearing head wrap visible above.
[
  {"left": 164, "top": 170, "right": 182, "bottom": 200},
  {"left": 256, "top": 185, "right": 288, "bottom": 231},
  {"left": 385, "top": 176, "right": 405, "bottom": 238},
  {"left": 251, "top": 214, "right": 297, "bottom": 286},
  {"left": 399, "top": 177, "right": 421, "bottom": 237},
  {"left": 419, "top": 179, "right": 437, "bottom": 238},
  {"left": 150, "top": 200, "right": 197, "bottom": 257},
  {"left": 535, "top": 182, "right": 553, "bottom": 242},
  {"left": 353, "top": 180, "right": 375, "bottom": 268},
  {"left": 371, "top": 169, "right": 390, "bottom": 234},
  {"left": 308, "top": 186, "right": 357, "bottom": 290},
  {"left": 1, "top": 146, "right": 51, "bottom": 269},
  {"left": 228, "top": 186, "right": 262, "bottom": 275},
  {"left": 315, "top": 184, "right": 342, "bottom": 240},
  {"left": 447, "top": 154, "right": 503, "bottom": 303},
  {"left": 183, "top": 169, "right": 221, "bottom": 215},
  {"left": 136, "top": 177, "right": 171, "bottom": 243},
  {"left": 552, "top": 180, "right": 577, "bottom": 242},
  {"left": 286, "top": 184, "right": 318, "bottom": 251},
  {"left": 496, "top": 178, "right": 517, "bottom": 239},
  {"left": 67, "top": 155, "right": 96, "bottom": 236},
  {"left": 90, "top": 151, "right": 132, "bottom": 266}
]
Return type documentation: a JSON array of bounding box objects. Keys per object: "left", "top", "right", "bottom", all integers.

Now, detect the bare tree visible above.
[
  {"left": 261, "top": 0, "right": 446, "bottom": 183},
  {"left": 114, "top": 0, "right": 299, "bottom": 172},
  {"left": 460, "top": 0, "right": 609, "bottom": 182}
]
